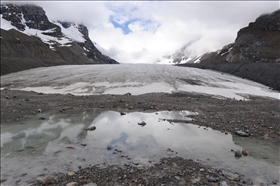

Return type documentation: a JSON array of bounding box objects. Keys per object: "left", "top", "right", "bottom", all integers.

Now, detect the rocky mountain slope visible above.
[
  {"left": 178, "top": 9, "right": 280, "bottom": 91},
  {"left": 0, "top": 3, "right": 118, "bottom": 75}
]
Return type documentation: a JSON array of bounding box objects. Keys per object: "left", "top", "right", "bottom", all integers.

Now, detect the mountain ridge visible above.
[
  {"left": 0, "top": 3, "right": 118, "bottom": 75},
  {"left": 177, "top": 9, "right": 280, "bottom": 91},
  {"left": 169, "top": 9, "right": 279, "bottom": 65}
]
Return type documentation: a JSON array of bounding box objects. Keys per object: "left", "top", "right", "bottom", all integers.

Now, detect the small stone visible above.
[
  {"left": 207, "top": 175, "right": 219, "bottom": 182},
  {"left": 68, "top": 172, "right": 75, "bottom": 176},
  {"left": 235, "top": 150, "right": 242, "bottom": 158},
  {"left": 66, "top": 182, "right": 78, "bottom": 186},
  {"left": 245, "top": 129, "right": 250, "bottom": 134},
  {"left": 235, "top": 131, "right": 249, "bottom": 137},
  {"left": 174, "top": 176, "right": 181, "bottom": 180},
  {"left": 107, "top": 146, "right": 113, "bottom": 150},
  {"left": 138, "top": 121, "right": 146, "bottom": 127},
  {"left": 273, "top": 180, "right": 279, "bottom": 184},
  {"left": 119, "top": 99, "right": 125, "bottom": 103},
  {"left": 221, "top": 170, "right": 240, "bottom": 181},
  {"left": 42, "top": 177, "right": 54, "bottom": 185},
  {"left": 220, "top": 181, "right": 228, "bottom": 186},
  {"left": 37, "top": 109, "right": 42, "bottom": 113},
  {"left": 39, "top": 117, "right": 45, "bottom": 120},
  {"left": 200, "top": 168, "right": 204, "bottom": 172},
  {"left": 245, "top": 178, "right": 254, "bottom": 185},
  {"left": 242, "top": 150, "right": 249, "bottom": 156},
  {"left": 66, "top": 146, "right": 75, "bottom": 149},
  {"left": 84, "top": 183, "right": 98, "bottom": 186},
  {"left": 5, "top": 96, "right": 10, "bottom": 99},
  {"left": 124, "top": 92, "right": 131, "bottom": 96},
  {"left": 120, "top": 112, "right": 126, "bottom": 116},
  {"left": 115, "top": 149, "right": 122, "bottom": 152},
  {"left": 86, "top": 126, "right": 96, "bottom": 131},
  {"left": 128, "top": 106, "right": 134, "bottom": 110}
]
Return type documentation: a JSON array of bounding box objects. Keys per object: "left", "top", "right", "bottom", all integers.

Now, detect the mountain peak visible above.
[
  {"left": 0, "top": 3, "right": 118, "bottom": 75},
  {"left": 1, "top": 3, "right": 62, "bottom": 37}
]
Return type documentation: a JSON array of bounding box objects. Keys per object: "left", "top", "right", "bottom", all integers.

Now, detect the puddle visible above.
[{"left": 1, "top": 109, "right": 279, "bottom": 185}]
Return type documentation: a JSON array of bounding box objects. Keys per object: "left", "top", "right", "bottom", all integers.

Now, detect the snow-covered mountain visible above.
[
  {"left": 165, "top": 10, "right": 279, "bottom": 65},
  {"left": 158, "top": 39, "right": 203, "bottom": 65},
  {"left": 162, "top": 42, "right": 234, "bottom": 65},
  {"left": 0, "top": 3, "right": 118, "bottom": 75}
]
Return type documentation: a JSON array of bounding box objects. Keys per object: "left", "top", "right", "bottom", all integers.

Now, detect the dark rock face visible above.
[
  {"left": 202, "top": 10, "right": 280, "bottom": 64},
  {"left": 226, "top": 10, "right": 280, "bottom": 63},
  {"left": 0, "top": 4, "right": 118, "bottom": 75},
  {"left": 1, "top": 4, "right": 62, "bottom": 37},
  {"left": 178, "top": 9, "right": 280, "bottom": 91}
]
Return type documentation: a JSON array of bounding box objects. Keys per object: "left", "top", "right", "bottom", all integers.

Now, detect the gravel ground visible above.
[
  {"left": 30, "top": 156, "right": 254, "bottom": 186},
  {"left": 1, "top": 89, "right": 279, "bottom": 185}
]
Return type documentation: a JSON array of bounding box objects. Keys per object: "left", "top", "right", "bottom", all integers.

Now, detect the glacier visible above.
[{"left": 0, "top": 64, "right": 278, "bottom": 100}]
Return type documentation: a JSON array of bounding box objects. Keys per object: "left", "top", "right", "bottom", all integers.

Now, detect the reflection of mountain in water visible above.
[{"left": 232, "top": 134, "right": 279, "bottom": 166}]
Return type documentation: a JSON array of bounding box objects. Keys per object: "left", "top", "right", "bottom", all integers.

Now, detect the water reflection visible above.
[{"left": 1, "top": 109, "right": 279, "bottom": 185}]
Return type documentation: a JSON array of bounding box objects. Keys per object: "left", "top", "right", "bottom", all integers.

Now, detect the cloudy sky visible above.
[{"left": 9, "top": 1, "right": 280, "bottom": 63}]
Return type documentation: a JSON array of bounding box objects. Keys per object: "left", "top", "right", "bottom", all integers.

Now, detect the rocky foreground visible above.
[
  {"left": 30, "top": 156, "right": 258, "bottom": 186},
  {"left": 1, "top": 90, "right": 279, "bottom": 185}
]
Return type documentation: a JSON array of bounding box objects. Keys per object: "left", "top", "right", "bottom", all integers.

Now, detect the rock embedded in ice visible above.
[
  {"left": 138, "top": 121, "right": 147, "bottom": 127},
  {"left": 86, "top": 126, "right": 96, "bottom": 131}
]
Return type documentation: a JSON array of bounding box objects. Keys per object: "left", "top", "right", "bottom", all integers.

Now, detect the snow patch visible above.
[
  {"left": 0, "top": 15, "right": 86, "bottom": 48},
  {"left": 0, "top": 15, "right": 17, "bottom": 30},
  {"left": 54, "top": 22, "right": 85, "bottom": 43},
  {"left": 194, "top": 56, "right": 201, "bottom": 63},
  {"left": 83, "top": 46, "right": 89, "bottom": 52}
]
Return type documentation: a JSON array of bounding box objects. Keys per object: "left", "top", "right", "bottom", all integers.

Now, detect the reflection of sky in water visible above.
[{"left": 1, "top": 109, "right": 279, "bottom": 186}]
